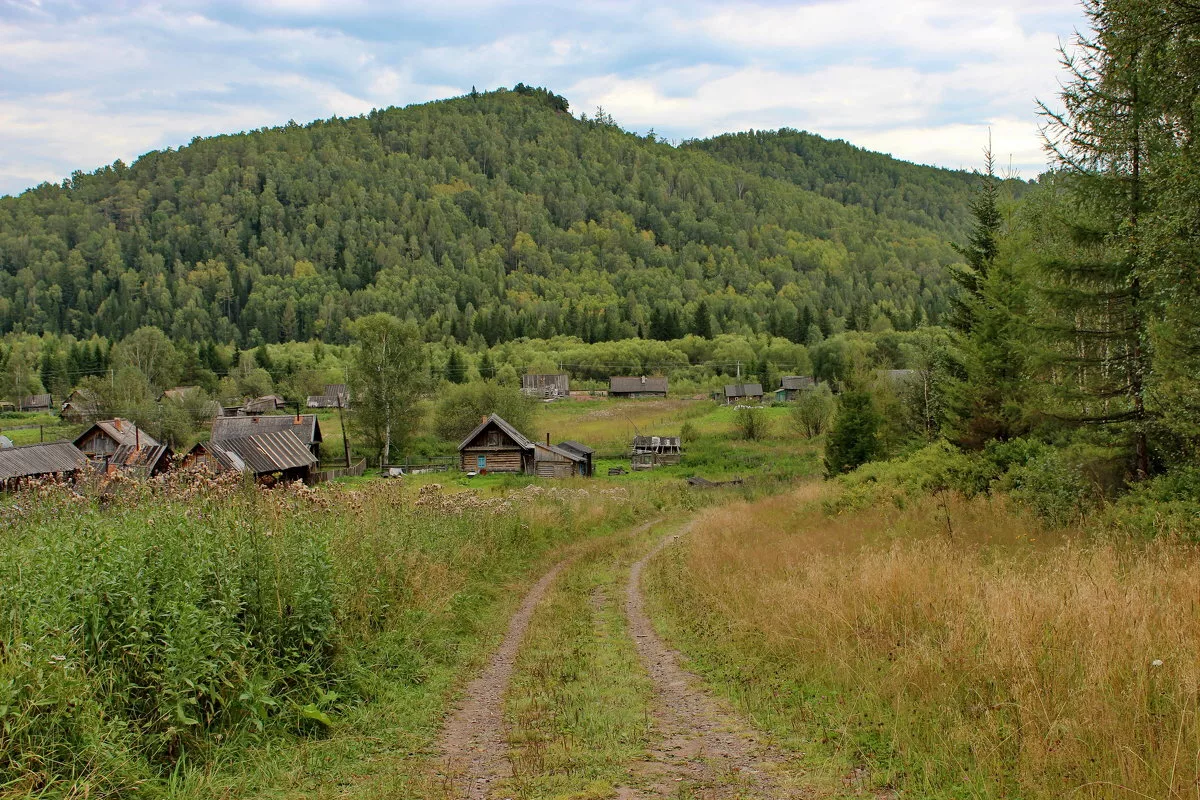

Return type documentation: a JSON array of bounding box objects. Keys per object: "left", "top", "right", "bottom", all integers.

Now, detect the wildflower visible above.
[{"left": 1152, "top": 659, "right": 1164, "bottom": 668}]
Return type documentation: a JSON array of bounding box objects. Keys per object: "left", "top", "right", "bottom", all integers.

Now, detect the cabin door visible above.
[{"left": 477, "top": 455, "right": 486, "bottom": 470}]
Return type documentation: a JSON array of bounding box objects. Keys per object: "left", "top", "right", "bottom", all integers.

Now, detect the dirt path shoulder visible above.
[{"left": 620, "top": 526, "right": 804, "bottom": 799}]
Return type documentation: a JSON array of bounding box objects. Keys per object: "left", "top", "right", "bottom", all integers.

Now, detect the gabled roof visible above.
[
  {"left": 724, "top": 383, "right": 764, "bottom": 398},
  {"left": 0, "top": 441, "right": 88, "bottom": 480},
  {"left": 110, "top": 444, "right": 173, "bottom": 476},
  {"left": 20, "top": 393, "right": 52, "bottom": 409},
  {"left": 457, "top": 413, "right": 535, "bottom": 452},
  {"left": 211, "top": 414, "right": 322, "bottom": 445},
  {"left": 609, "top": 376, "right": 669, "bottom": 394},
  {"left": 75, "top": 419, "right": 161, "bottom": 450},
  {"left": 202, "top": 430, "right": 317, "bottom": 475},
  {"left": 557, "top": 440, "right": 595, "bottom": 456},
  {"left": 780, "top": 375, "right": 816, "bottom": 391}
]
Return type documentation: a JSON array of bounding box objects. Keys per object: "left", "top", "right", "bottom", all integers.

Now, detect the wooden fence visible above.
[
  {"left": 381, "top": 455, "right": 458, "bottom": 475},
  {"left": 311, "top": 457, "right": 367, "bottom": 484}
]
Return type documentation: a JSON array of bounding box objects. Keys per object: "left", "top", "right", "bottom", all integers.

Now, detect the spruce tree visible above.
[{"left": 824, "top": 390, "right": 883, "bottom": 475}]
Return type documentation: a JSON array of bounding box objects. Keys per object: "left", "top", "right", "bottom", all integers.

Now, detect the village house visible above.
[
  {"left": 211, "top": 414, "right": 323, "bottom": 461},
  {"left": 243, "top": 395, "right": 287, "bottom": 414},
  {"left": 521, "top": 373, "right": 570, "bottom": 400},
  {"left": 457, "top": 414, "right": 535, "bottom": 474},
  {"left": 775, "top": 375, "right": 817, "bottom": 402},
  {"left": 186, "top": 430, "right": 317, "bottom": 484},
  {"left": 0, "top": 440, "right": 89, "bottom": 489},
  {"left": 108, "top": 443, "right": 174, "bottom": 478},
  {"left": 60, "top": 388, "right": 101, "bottom": 423},
  {"left": 609, "top": 376, "right": 668, "bottom": 399},
  {"left": 724, "top": 383, "right": 764, "bottom": 405},
  {"left": 306, "top": 384, "right": 349, "bottom": 409},
  {"left": 20, "top": 393, "right": 52, "bottom": 413},
  {"left": 74, "top": 419, "right": 161, "bottom": 461},
  {"left": 630, "top": 435, "right": 682, "bottom": 471},
  {"left": 555, "top": 440, "right": 595, "bottom": 477}
]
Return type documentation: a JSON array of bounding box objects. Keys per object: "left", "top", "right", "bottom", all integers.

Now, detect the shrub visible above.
[
  {"left": 789, "top": 384, "right": 835, "bottom": 438},
  {"left": 734, "top": 406, "right": 770, "bottom": 441},
  {"left": 998, "top": 448, "right": 1092, "bottom": 526}
]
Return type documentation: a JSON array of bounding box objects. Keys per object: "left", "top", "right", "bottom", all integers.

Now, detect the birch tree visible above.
[{"left": 348, "top": 314, "right": 425, "bottom": 465}]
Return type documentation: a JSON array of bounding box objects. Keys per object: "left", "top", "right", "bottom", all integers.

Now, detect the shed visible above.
[
  {"left": 630, "top": 435, "right": 682, "bottom": 470},
  {"left": 556, "top": 440, "right": 595, "bottom": 477},
  {"left": 776, "top": 375, "right": 816, "bottom": 402},
  {"left": 457, "top": 414, "right": 535, "bottom": 474},
  {"left": 521, "top": 374, "right": 570, "bottom": 400},
  {"left": 20, "top": 394, "right": 52, "bottom": 412},
  {"left": 609, "top": 376, "right": 668, "bottom": 398},
  {"left": 109, "top": 444, "right": 174, "bottom": 478},
  {"left": 0, "top": 441, "right": 89, "bottom": 488},
  {"left": 724, "top": 383, "right": 764, "bottom": 404},
  {"left": 307, "top": 384, "right": 349, "bottom": 409},
  {"left": 74, "top": 419, "right": 160, "bottom": 459},
  {"left": 186, "top": 430, "right": 317, "bottom": 484},
  {"left": 243, "top": 395, "right": 287, "bottom": 414},
  {"left": 211, "top": 414, "right": 322, "bottom": 460}
]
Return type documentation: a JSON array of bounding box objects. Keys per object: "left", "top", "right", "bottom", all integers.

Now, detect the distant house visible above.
[
  {"left": 556, "top": 440, "right": 595, "bottom": 477},
  {"left": 0, "top": 441, "right": 89, "bottom": 488},
  {"left": 457, "top": 414, "right": 536, "bottom": 474},
  {"left": 630, "top": 435, "right": 682, "bottom": 471},
  {"left": 521, "top": 374, "right": 570, "bottom": 400},
  {"left": 20, "top": 394, "right": 52, "bottom": 413},
  {"left": 306, "top": 384, "right": 349, "bottom": 409},
  {"left": 724, "top": 383, "right": 764, "bottom": 404},
  {"left": 775, "top": 375, "right": 817, "bottom": 402},
  {"left": 159, "top": 386, "right": 201, "bottom": 403},
  {"left": 211, "top": 414, "right": 323, "bottom": 461},
  {"left": 186, "top": 430, "right": 317, "bottom": 484},
  {"left": 108, "top": 444, "right": 174, "bottom": 478},
  {"left": 74, "top": 419, "right": 160, "bottom": 460},
  {"left": 609, "top": 376, "right": 668, "bottom": 399},
  {"left": 243, "top": 395, "right": 287, "bottom": 414},
  {"left": 61, "top": 388, "right": 101, "bottom": 423}
]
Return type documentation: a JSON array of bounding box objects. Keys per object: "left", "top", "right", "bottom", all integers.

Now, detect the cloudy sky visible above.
[{"left": 0, "top": 0, "right": 1086, "bottom": 197}]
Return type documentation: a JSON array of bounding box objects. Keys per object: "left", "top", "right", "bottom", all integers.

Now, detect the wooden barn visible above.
[
  {"left": 533, "top": 435, "right": 587, "bottom": 478},
  {"left": 0, "top": 441, "right": 89, "bottom": 489},
  {"left": 74, "top": 419, "right": 160, "bottom": 460},
  {"left": 186, "top": 430, "right": 317, "bottom": 484},
  {"left": 307, "top": 384, "right": 349, "bottom": 409},
  {"left": 243, "top": 395, "right": 287, "bottom": 414},
  {"left": 609, "top": 376, "right": 668, "bottom": 398},
  {"left": 457, "top": 414, "right": 536, "bottom": 474},
  {"left": 724, "top": 383, "right": 764, "bottom": 404},
  {"left": 211, "top": 414, "right": 322, "bottom": 460},
  {"left": 556, "top": 440, "right": 595, "bottom": 477},
  {"left": 521, "top": 374, "right": 570, "bottom": 400},
  {"left": 60, "top": 388, "right": 101, "bottom": 423},
  {"left": 20, "top": 394, "right": 52, "bottom": 412}
]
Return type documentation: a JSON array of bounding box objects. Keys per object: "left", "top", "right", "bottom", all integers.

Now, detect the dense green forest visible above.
[{"left": 0, "top": 85, "right": 1012, "bottom": 348}]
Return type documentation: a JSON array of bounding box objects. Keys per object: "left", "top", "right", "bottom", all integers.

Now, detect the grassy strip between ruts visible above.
[{"left": 497, "top": 525, "right": 661, "bottom": 800}]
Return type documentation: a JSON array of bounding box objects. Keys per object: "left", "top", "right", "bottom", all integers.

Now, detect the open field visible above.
[{"left": 646, "top": 484, "right": 1200, "bottom": 799}]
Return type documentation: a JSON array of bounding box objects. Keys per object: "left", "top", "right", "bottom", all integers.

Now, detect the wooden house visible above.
[
  {"left": 0, "top": 441, "right": 89, "bottom": 489},
  {"left": 556, "top": 440, "right": 595, "bottom": 477},
  {"left": 724, "top": 383, "right": 764, "bottom": 405},
  {"left": 306, "top": 384, "right": 349, "bottom": 409},
  {"left": 775, "top": 376, "right": 816, "bottom": 402},
  {"left": 630, "top": 435, "right": 682, "bottom": 471},
  {"left": 20, "top": 394, "right": 52, "bottom": 412},
  {"left": 243, "top": 395, "right": 287, "bottom": 414},
  {"left": 61, "top": 388, "right": 101, "bottom": 423},
  {"left": 74, "top": 419, "right": 160, "bottom": 460},
  {"left": 211, "top": 414, "right": 322, "bottom": 461},
  {"left": 609, "top": 376, "right": 668, "bottom": 399},
  {"left": 457, "top": 414, "right": 536, "bottom": 474},
  {"left": 186, "top": 430, "right": 317, "bottom": 484},
  {"left": 533, "top": 435, "right": 587, "bottom": 478},
  {"left": 521, "top": 374, "right": 570, "bottom": 400}
]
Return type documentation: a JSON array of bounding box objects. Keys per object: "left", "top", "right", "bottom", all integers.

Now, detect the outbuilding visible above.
[
  {"left": 211, "top": 414, "right": 323, "bottom": 461},
  {"left": 0, "top": 441, "right": 89, "bottom": 489},
  {"left": 724, "top": 383, "right": 764, "bottom": 404},
  {"left": 609, "top": 376, "right": 668, "bottom": 399},
  {"left": 556, "top": 440, "right": 595, "bottom": 477},
  {"left": 186, "top": 430, "right": 317, "bottom": 484}
]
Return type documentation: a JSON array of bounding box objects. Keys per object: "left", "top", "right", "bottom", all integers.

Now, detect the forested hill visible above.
[{"left": 1, "top": 86, "right": 987, "bottom": 347}]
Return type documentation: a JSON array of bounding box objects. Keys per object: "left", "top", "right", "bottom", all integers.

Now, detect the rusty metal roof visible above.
[
  {"left": 110, "top": 444, "right": 173, "bottom": 476},
  {"left": 0, "top": 441, "right": 88, "bottom": 480},
  {"left": 203, "top": 430, "right": 317, "bottom": 475},
  {"left": 211, "top": 414, "right": 322, "bottom": 445}
]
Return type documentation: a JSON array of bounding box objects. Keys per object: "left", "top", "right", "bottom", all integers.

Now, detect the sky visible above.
[{"left": 0, "top": 0, "right": 1088, "bottom": 197}]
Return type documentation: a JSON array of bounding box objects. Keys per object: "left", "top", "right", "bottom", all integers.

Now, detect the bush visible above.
[
  {"left": 998, "top": 449, "right": 1092, "bottom": 526},
  {"left": 789, "top": 384, "right": 835, "bottom": 438},
  {"left": 824, "top": 390, "right": 882, "bottom": 475},
  {"left": 734, "top": 406, "right": 770, "bottom": 441},
  {"left": 433, "top": 380, "right": 536, "bottom": 441}
]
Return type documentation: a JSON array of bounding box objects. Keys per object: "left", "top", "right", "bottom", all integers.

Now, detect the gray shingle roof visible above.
[
  {"left": 0, "top": 441, "right": 88, "bottom": 480},
  {"left": 211, "top": 414, "right": 322, "bottom": 446},
  {"left": 204, "top": 430, "right": 317, "bottom": 475},
  {"left": 724, "top": 383, "right": 764, "bottom": 398},
  {"left": 780, "top": 376, "right": 816, "bottom": 391},
  {"left": 609, "top": 376, "right": 668, "bottom": 394},
  {"left": 457, "top": 414, "right": 535, "bottom": 451},
  {"left": 75, "top": 420, "right": 161, "bottom": 450},
  {"left": 557, "top": 440, "right": 595, "bottom": 456}
]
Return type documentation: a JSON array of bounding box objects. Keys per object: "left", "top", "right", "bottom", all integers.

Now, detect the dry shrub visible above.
[{"left": 657, "top": 484, "right": 1200, "bottom": 798}]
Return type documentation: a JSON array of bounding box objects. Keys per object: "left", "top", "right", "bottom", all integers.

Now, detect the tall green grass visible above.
[{"left": 0, "top": 475, "right": 673, "bottom": 797}]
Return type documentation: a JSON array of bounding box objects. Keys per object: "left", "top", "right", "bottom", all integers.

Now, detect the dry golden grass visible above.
[{"left": 652, "top": 485, "right": 1200, "bottom": 799}]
